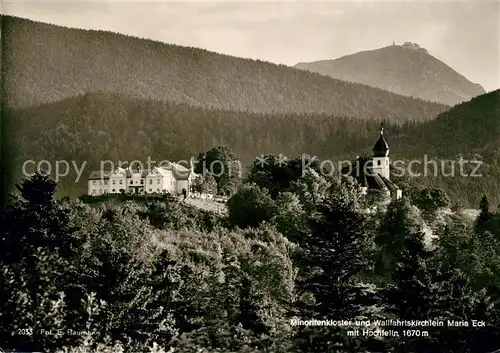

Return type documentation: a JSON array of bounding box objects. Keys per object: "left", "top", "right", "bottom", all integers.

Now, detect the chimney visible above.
[{"left": 190, "top": 156, "right": 195, "bottom": 173}]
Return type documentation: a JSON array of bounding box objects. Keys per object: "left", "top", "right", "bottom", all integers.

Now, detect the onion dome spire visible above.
[{"left": 373, "top": 124, "right": 389, "bottom": 157}]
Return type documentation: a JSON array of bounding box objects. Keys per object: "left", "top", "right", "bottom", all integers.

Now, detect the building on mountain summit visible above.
[
  {"left": 346, "top": 126, "right": 402, "bottom": 201},
  {"left": 401, "top": 42, "right": 429, "bottom": 54}
]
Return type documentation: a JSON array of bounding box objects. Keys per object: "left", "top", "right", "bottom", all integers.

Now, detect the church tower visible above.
[{"left": 372, "top": 125, "right": 390, "bottom": 180}]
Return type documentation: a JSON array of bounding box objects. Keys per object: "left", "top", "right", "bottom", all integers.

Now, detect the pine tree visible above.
[
  {"left": 476, "top": 195, "right": 491, "bottom": 233},
  {"left": 431, "top": 269, "right": 500, "bottom": 352},
  {"left": 238, "top": 276, "right": 268, "bottom": 336},
  {"left": 383, "top": 229, "right": 441, "bottom": 351},
  {"left": 293, "top": 195, "right": 379, "bottom": 352},
  {"left": 387, "top": 230, "right": 435, "bottom": 318},
  {"left": 375, "top": 197, "right": 423, "bottom": 281},
  {"left": 0, "top": 172, "right": 85, "bottom": 351}
]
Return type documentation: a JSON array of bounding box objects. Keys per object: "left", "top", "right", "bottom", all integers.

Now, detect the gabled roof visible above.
[
  {"left": 170, "top": 162, "right": 191, "bottom": 180},
  {"left": 88, "top": 162, "right": 193, "bottom": 180},
  {"left": 109, "top": 167, "right": 129, "bottom": 177},
  {"left": 170, "top": 162, "right": 190, "bottom": 172},
  {"left": 147, "top": 166, "right": 172, "bottom": 177},
  {"left": 347, "top": 158, "right": 400, "bottom": 192},
  {"left": 368, "top": 172, "right": 389, "bottom": 190},
  {"left": 380, "top": 176, "right": 400, "bottom": 192},
  {"left": 88, "top": 171, "right": 110, "bottom": 180},
  {"left": 126, "top": 167, "right": 150, "bottom": 177},
  {"left": 156, "top": 167, "right": 172, "bottom": 177}
]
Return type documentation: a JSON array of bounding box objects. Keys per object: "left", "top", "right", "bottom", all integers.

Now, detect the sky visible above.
[{"left": 3, "top": 0, "right": 500, "bottom": 92}]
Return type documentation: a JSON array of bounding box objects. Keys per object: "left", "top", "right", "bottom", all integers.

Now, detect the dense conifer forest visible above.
[
  {"left": 3, "top": 90, "right": 500, "bottom": 206},
  {"left": 2, "top": 14, "right": 446, "bottom": 121},
  {"left": 2, "top": 161, "right": 500, "bottom": 352}
]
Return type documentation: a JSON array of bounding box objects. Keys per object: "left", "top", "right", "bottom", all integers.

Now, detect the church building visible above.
[{"left": 349, "top": 126, "right": 402, "bottom": 200}]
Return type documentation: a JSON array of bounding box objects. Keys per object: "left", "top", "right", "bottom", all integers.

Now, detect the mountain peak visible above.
[{"left": 294, "top": 45, "right": 485, "bottom": 106}]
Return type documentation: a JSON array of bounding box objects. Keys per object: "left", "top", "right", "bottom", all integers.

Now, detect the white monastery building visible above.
[{"left": 87, "top": 159, "right": 198, "bottom": 196}]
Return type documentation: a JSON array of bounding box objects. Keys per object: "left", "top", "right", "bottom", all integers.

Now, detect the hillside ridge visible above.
[
  {"left": 295, "top": 44, "right": 485, "bottom": 106},
  {"left": 3, "top": 90, "right": 499, "bottom": 206},
  {"left": 2, "top": 15, "right": 447, "bottom": 122}
]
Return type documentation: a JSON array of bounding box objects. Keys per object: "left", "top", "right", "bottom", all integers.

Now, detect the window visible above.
[
  {"left": 149, "top": 179, "right": 152, "bottom": 185},
  {"left": 104, "top": 180, "right": 108, "bottom": 185},
  {"left": 157, "top": 188, "right": 160, "bottom": 192},
  {"left": 93, "top": 180, "right": 97, "bottom": 185},
  {"left": 378, "top": 160, "right": 381, "bottom": 166},
  {"left": 149, "top": 188, "right": 152, "bottom": 192},
  {"left": 119, "top": 179, "right": 123, "bottom": 185},
  {"left": 130, "top": 180, "right": 133, "bottom": 185},
  {"left": 113, "top": 180, "right": 116, "bottom": 185},
  {"left": 141, "top": 179, "right": 144, "bottom": 184},
  {"left": 112, "top": 189, "right": 116, "bottom": 192},
  {"left": 157, "top": 178, "right": 160, "bottom": 184}
]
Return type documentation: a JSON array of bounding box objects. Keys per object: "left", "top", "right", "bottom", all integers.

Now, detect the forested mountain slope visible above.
[
  {"left": 2, "top": 15, "right": 446, "bottom": 122},
  {"left": 3, "top": 91, "right": 499, "bottom": 206}
]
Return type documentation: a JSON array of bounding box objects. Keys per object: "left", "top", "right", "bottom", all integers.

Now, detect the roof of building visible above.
[
  {"left": 347, "top": 158, "right": 399, "bottom": 192},
  {"left": 88, "top": 170, "right": 110, "bottom": 180},
  {"left": 151, "top": 166, "right": 172, "bottom": 177},
  {"left": 380, "top": 176, "right": 400, "bottom": 192},
  {"left": 88, "top": 162, "right": 193, "bottom": 180},
  {"left": 114, "top": 167, "right": 129, "bottom": 177},
  {"left": 170, "top": 162, "right": 192, "bottom": 180},
  {"left": 126, "top": 167, "right": 150, "bottom": 177}
]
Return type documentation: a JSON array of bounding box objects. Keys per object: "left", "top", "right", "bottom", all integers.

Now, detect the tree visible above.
[
  {"left": 432, "top": 213, "right": 471, "bottom": 275},
  {"left": 363, "top": 188, "right": 389, "bottom": 207},
  {"left": 246, "top": 154, "right": 321, "bottom": 199},
  {"left": 411, "top": 187, "right": 451, "bottom": 219},
  {"left": 226, "top": 184, "right": 277, "bottom": 229},
  {"left": 0, "top": 172, "right": 86, "bottom": 351},
  {"left": 14, "top": 171, "right": 57, "bottom": 206},
  {"left": 271, "top": 192, "right": 308, "bottom": 242},
  {"left": 385, "top": 229, "right": 435, "bottom": 318},
  {"left": 191, "top": 174, "right": 217, "bottom": 195},
  {"left": 430, "top": 269, "right": 500, "bottom": 352},
  {"left": 475, "top": 195, "right": 493, "bottom": 234},
  {"left": 287, "top": 168, "right": 333, "bottom": 214},
  {"left": 194, "top": 146, "right": 241, "bottom": 195},
  {"left": 374, "top": 197, "right": 425, "bottom": 281},
  {"left": 451, "top": 199, "right": 465, "bottom": 214},
  {"left": 383, "top": 228, "right": 441, "bottom": 351},
  {"left": 293, "top": 195, "right": 379, "bottom": 352}
]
